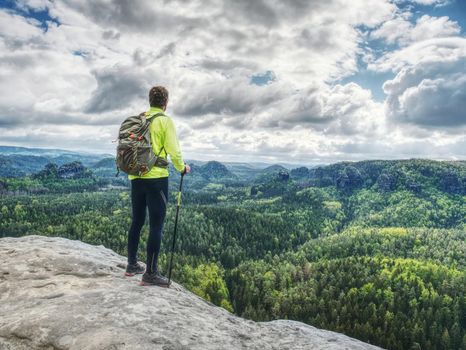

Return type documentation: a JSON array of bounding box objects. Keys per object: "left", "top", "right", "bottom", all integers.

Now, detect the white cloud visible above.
[
  {"left": 370, "top": 14, "right": 413, "bottom": 45},
  {"left": 408, "top": 0, "right": 449, "bottom": 5},
  {"left": 409, "top": 15, "right": 460, "bottom": 42},
  {"left": 370, "top": 14, "right": 460, "bottom": 46},
  {"left": 369, "top": 37, "right": 466, "bottom": 72},
  {"left": 384, "top": 57, "right": 466, "bottom": 127},
  {"left": 370, "top": 23, "right": 466, "bottom": 130},
  {"left": 254, "top": 82, "right": 385, "bottom": 137},
  {"left": 0, "top": 10, "right": 43, "bottom": 42}
]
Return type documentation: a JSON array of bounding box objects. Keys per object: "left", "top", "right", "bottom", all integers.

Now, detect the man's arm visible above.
[{"left": 164, "top": 117, "right": 186, "bottom": 173}]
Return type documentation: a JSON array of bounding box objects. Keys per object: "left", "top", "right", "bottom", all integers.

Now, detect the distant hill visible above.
[
  {"left": 223, "top": 163, "right": 263, "bottom": 180},
  {"left": 0, "top": 156, "right": 21, "bottom": 177},
  {"left": 0, "top": 145, "right": 113, "bottom": 177},
  {"left": 0, "top": 145, "right": 75, "bottom": 156},
  {"left": 309, "top": 159, "right": 466, "bottom": 194},
  {"left": 92, "top": 157, "right": 116, "bottom": 169},
  {"left": 0, "top": 155, "right": 51, "bottom": 177},
  {"left": 223, "top": 162, "right": 303, "bottom": 181},
  {"left": 261, "top": 164, "right": 288, "bottom": 174},
  {"left": 251, "top": 164, "right": 290, "bottom": 184},
  {"left": 4, "top": 147, "right": 463, "bottom": 196},
  {"left": 197, "top": 161, "right": 236, "bottom": 180},
  {"left": 0, "top": 145, "right": 111, "bottom": 162},
  {"left": 32, "top": 161, "right": 93, "bottom": 180},
  {"left": 0, "top": 145, "right": 111, "bottom": 158},
  {"left": 290, "top": 166, "right": 310, "bottom": 178}
]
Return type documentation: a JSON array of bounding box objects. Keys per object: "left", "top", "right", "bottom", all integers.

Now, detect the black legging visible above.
[{"left": 127, "top": 177, "right": 168, "bottom": 274}]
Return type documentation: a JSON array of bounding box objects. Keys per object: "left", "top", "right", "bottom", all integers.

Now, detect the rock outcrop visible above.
[
  {"left": 0, "top": 236, "right": 383, "bottom": 350},
  {"left": 290, "top": 167, "right": 309, "bottom": 179}
]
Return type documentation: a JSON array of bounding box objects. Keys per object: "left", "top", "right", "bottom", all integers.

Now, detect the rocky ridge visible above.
[{"left": 0, "top": 236, "right": 383, "bottom": 350}]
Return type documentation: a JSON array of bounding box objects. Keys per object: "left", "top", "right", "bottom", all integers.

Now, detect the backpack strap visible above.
[
  {"left": 145, "top": 112, "right": 167, "bottom": 159},
  {"left": 156, "top": 145, "right": 166, "bottom": 158},
  {"left": 146, "top": 112, "right": 165, "bottom": 123}
]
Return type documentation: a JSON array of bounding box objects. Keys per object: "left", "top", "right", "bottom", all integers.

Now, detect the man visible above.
[{"left": 125, "top": 86, "right": 191, "bottom": 287}]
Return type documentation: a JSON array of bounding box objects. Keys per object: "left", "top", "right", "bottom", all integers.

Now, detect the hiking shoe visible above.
[
  {"left": 140, "top": 271, "right": 171, "bottom": 287},
  {"left": 125, "top": 262, "right": 145, "bottom": 276}
]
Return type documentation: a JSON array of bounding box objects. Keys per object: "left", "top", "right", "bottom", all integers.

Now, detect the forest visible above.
[{"left": 1, "top": 153, "right": 465, "bottom": 350}]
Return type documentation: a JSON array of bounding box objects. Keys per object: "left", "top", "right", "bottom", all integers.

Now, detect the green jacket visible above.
[{"left": 128, "top": 107, "right": 185, "bottom": 180}]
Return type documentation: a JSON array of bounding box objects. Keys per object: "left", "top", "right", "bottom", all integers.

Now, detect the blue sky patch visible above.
[
  {"left": 250, "top": 71, "right": 276, "bottom": 86},
  {"left": 73, "top": 51, "right": 87, "bottom": 58},
  {"left": 340, "top": 69, "right": 394, "bottom": 102},
  {"left": 0, "top": 0, "right": 60, "bottom": 31}
]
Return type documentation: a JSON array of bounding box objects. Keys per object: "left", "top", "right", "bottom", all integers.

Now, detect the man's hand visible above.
[{"left": 183, "top": 164, "right": 191, "bottom": 175}]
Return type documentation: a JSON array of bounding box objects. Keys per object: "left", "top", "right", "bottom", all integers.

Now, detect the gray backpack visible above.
[{"left": 115, "top": 112, "right": 169, "bottom": 176}]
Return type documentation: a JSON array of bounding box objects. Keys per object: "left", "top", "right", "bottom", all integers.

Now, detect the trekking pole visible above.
[{"left": 168, "top": 172, "right": 185, "bottom": 285}]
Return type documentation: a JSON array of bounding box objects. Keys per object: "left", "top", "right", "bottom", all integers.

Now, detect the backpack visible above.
[{"left": 115, "top": 112, "right": 169, "bottom": 176}]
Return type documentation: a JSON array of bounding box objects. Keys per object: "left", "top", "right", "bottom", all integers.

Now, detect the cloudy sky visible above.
[{"left": 1, "top": 0, "right": 465, "bottom": 164}]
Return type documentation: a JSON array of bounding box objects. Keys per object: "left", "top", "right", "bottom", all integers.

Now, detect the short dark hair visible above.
[{"left": 149, "top": 86, "right": 169, "bottom": 108}]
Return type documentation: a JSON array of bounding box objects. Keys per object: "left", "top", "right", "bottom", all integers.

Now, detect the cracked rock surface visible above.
[{"left": 0, "top": 235, "right": 383, "bottom": 350}]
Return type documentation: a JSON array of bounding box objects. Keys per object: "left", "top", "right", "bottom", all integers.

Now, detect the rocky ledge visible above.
[{"left": 0, "top": 235, "right": 383, "bottom": 350}]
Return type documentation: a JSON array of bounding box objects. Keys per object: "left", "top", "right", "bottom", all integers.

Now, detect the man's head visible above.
[{"left": 149, "top": 86, "right": 169, "bottom": 110}]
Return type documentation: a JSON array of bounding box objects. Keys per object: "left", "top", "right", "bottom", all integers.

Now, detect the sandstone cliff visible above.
[{"left": 0, "top": 236, "right": 383, "bottom": 350}]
